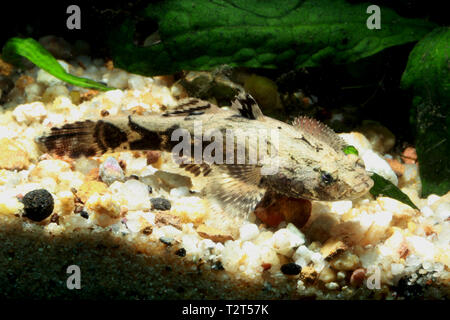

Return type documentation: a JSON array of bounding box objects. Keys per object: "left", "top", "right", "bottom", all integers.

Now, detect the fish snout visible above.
[{"left": 350, "top": 175, "right": 374, "bottom": 197}]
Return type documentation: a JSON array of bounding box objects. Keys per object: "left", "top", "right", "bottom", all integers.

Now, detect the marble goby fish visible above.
[{"left": 37, "top": 92, "right": 374, "bottom": 218}]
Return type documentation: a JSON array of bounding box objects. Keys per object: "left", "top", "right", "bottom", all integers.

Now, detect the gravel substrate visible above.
[{"left": 0, "top": 36, "right": 449, "bottom": 299}]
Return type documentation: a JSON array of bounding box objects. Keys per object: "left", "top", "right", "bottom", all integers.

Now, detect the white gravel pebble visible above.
[
  {"left": 406, "top": 236, "right": 435, "bottom": 260},
  {"left": 391, "top": 263, "right": 404, "bottom": 275},
  {"left": 121, "top": 179, "right": 151, "bottom": 210},
  {"left": 125, "top": 157, "right": 148, "bottom": 176},
  {"left": 339, "top": 132, "right": 372, "bottom": 155},
  {"left": 330, "top": 201, "right": 353, "bottom": 215},
  {"left": 362, "top": 150, "right": 398, "bottom": 186},
  {"left": 293, "top": 245, "right": 313, "bottom": 268},
  {"left": 12, "top": 102, "right": 47, "bottom": 124},
  {"left": 128, "top": 75, "right": 147, "bottom": 90},
  {"left": 239, "top": 223, "right": 259, "bottom": 241},
  {"left": 427, "top": 194, "right": 441, "bottom": 206},
  {"left": 170, "top": 186, "right": 190, "bottom": 198},
  {"left": 325, "top": 282, "right": 339, "bottom": 290},
  {"left": 198, "top": 239, "right": 216, "bottom": 251},
  {"left": 421, "top": 205, "right": 434, "bottom": 218},
  {"left": 272, "top": 228, "right": 305, "bottom": 256},
  {"left": 435, "top": 202, "right": 450, "bottom": 221},
  {"left": 107, "top": 69, "right": 130, "bottom": 89},
  {"left": 181, "top": 234, "right": 202, "bottom": 258},
  {"left": 104, "top": 89, "right": 125, "bottom": 103}
]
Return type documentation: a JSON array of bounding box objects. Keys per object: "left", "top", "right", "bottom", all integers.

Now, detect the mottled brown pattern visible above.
[
  {"left": 94, "top": 120, "right": 128, "bottom": 152},
  {"left": 179, "top": 162, "right": 212, "bottom": 177}
]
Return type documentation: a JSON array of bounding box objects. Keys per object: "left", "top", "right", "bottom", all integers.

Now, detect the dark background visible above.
[
  {"left": 0, "top": 0, "right": 445, "bottom": 55},
  {"left": 0, "top": 0, "right": 446, "bottom": 148}
]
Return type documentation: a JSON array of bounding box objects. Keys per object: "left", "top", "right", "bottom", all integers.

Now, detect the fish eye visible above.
[{"left": 321, "top": 172, "right": 334, "bottom": 185}]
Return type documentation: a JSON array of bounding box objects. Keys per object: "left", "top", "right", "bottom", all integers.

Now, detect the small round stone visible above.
[
  {"left": 141, "top": 226, "right": 153, "bottom": 235},
  {"left": 175, "top": 248, "right": 186, "bottom": 257},
  {"left": 281, "top": 263, "right": 302, "bottom": 275},
  {"left": 325, "top": 282, "right": 340, "bottom": 290},
  {"left": 99, "top": 156, "right": 125, "bottom": 185},
  {"left": 22, "top": 189, "right": 54, "bottom": 222},
  {"left": 80, "top": 210, "right": 89, "bottom": 219},
  {"left": 350, "top": 268, "right": 366, "bottom": 287},
  {"left": 150, "top": 197, "right": 171, "bottom": 211},
  {"left": 146, "top": 150, "right": 161, "bottom": 165},
  {"left": 239, "top": 223, "right": 259, "bottom": 241}
]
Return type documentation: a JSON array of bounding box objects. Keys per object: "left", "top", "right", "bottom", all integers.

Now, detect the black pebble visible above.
[
  {"left": 175, "top": 248, "right": 186, "bottom": 257},
  {"left": 22, "top": 189, "right": 54, "bottom": 222},
  {"left": 395, "top": 276, "right": 424, "bottom": 299},
  {"left": 80, "top": 210, "right": 89, "bottom": 219},
  {"left": 211, "top": 261, "right": 224, "bottom": 271},
  {"left": 151, "top": 197, "right": 171, "bottom": 211},
  {"left": 281, "top": 263, "right": 301, "bottom": 275}
]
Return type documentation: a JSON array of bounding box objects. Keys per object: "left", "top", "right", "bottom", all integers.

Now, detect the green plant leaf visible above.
[
  {"left": 109, "top": 0, "right": 436, "bottom": 76},
  {"left": 401, "top": 27, "right": 450, "bottom": 197},
  {"left": 2, "top": 37, "right": 114, "bottom": 91},
  {"left": 343, "top": 145, "right": 359, "bottom": 156},
  {"left": 369, "top": 173, "right": 418, "bottom": 210}
]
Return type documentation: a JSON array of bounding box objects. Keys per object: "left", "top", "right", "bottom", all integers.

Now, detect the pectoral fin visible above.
[{"left": 203, "top": 164, "right": 266, "bottom": 219}]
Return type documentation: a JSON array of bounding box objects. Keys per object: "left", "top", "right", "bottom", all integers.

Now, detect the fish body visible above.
[{"left": 38, "top": 93, "right": 373, "bottom": 217}]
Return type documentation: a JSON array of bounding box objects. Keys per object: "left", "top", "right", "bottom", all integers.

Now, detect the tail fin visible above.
[{"left": 37, "top": 119, "right": 128, "bottom": 158}]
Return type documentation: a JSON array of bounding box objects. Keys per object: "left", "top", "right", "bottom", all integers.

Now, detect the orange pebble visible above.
[{"left": 401, "top": 147, "right": 417, "bottom": 164}]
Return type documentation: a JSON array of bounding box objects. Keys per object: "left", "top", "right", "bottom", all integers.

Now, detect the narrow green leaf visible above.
[
  {"left": 401, "top": 27, "right": 450, "bottom": 197},
  {"left": 2, "top": 38, "right": 114, "bottom": 91},
  {"left": 109, "top": 0, "right": 436, "bottom": 76},
  {"left": 369, "top": 173, "right": 418, "bottom": 210}
]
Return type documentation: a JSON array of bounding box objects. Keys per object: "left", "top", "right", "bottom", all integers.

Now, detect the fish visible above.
[{"left": 37, "top": 92, "right": 373, "bottom": 218}]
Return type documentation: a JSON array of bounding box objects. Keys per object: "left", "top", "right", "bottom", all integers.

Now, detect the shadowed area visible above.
[{"left": 0, "top": 218, "right": 300, "bottom": 299}]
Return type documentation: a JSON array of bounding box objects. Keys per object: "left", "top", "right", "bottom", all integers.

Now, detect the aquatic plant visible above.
[
  {"left": 2, "top": 38, "right": 113, "bottom": 91},
  {"left": 401, "top": 27, "right": 450, "bottom": 197}
]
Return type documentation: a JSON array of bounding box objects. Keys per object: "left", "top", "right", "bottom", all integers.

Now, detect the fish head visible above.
[{"left": 262, "top": 141, "right": 373, "bottom": 201}]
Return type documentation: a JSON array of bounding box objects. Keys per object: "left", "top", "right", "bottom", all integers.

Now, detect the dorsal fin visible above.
[
  {"left": 292, "top": 116, "right": 346, "bottom": 153},
  {"left": 163, "top": 98, "right": 217, "bottom": 117},
  {"left": 230, "top": 92, "right": 265, "bottom": 121}
]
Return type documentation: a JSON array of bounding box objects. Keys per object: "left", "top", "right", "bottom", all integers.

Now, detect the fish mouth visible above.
[{"left": 347, "top": 176, "right": 374, "bottom": 198}]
